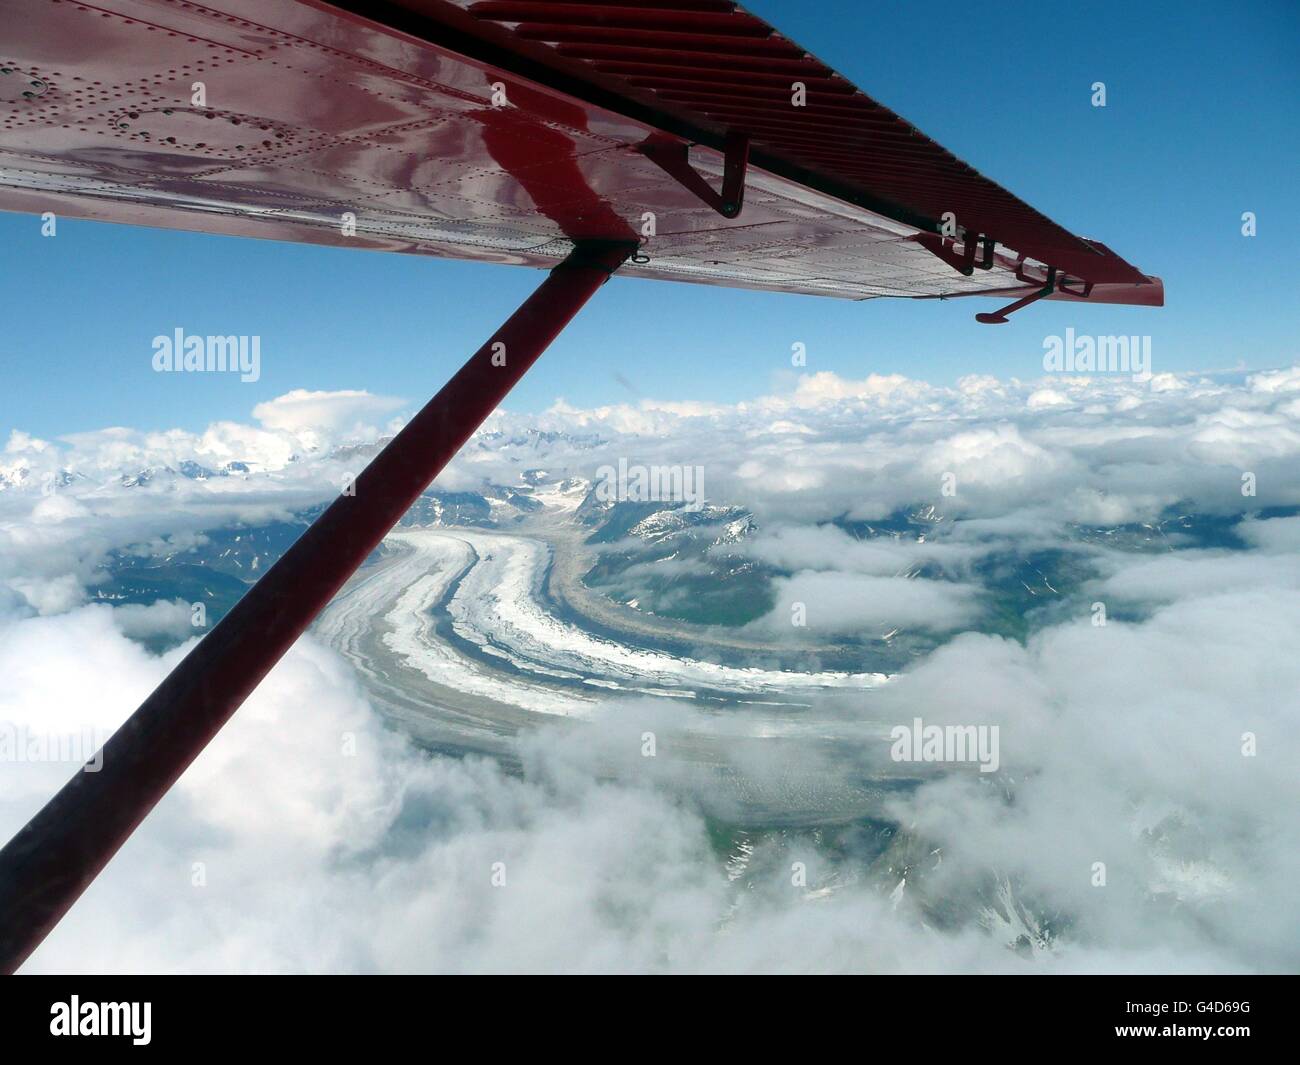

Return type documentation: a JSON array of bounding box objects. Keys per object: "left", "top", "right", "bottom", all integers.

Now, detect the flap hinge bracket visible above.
[
  {"left": 976, "top": 259, "right": 1095, "bottom": 324},
  {"left": 640, "top": 131, "right": 750, "bottom": 219},
  {"left": 913, "top": 230, "right": 995, "bottom": 275}
]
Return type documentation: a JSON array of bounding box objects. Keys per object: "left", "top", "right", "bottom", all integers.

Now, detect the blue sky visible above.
[{"left": 1, "top": 0, "right": 1296, "bottom": 439}]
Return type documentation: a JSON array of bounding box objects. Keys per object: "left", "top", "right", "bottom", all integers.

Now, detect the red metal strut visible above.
[
  {"left": 0, "top": 240, "right": 635, "bottom": 974},
  {"left": 975, "top": 269, "right": 1059, "bottom": 324}
]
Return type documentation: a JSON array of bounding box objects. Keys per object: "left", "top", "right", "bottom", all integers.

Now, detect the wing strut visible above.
[
  {"left": 975, "top": 271, "right": 1059, "bottom": 324},
  {"left": 0, "top": 239, "right": 636, "bottom": 974}
]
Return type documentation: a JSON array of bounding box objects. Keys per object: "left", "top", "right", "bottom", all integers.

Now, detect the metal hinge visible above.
[{"left": 639, "top": 131, "right": 750, "bottom": 219}]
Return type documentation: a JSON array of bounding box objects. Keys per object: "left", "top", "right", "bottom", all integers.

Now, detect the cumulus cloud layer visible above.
[
  {"left": 1, "top": 367, "right": 1298, "bottom": 972},
  {"left": 3, "top": 603, "right": 1285, "bottom": 975},
  {"left": 541, "top": 364, "right": 1300, "bottom": 529},
  {"left": 0, "top": 609, "right": 1007, "bottom": 974}
]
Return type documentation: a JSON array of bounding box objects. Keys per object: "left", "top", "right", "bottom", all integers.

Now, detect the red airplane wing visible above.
[
  {"left": 0, "top": 0, "right": 1160, "bottom": 307},
  {"left": 0, "top": 1, "right": 1164, "bottom": 974}
]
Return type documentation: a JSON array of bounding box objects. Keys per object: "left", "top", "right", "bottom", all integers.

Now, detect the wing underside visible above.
[{"left": 0, "top": 0, "right": 1161, "bottom": 305}]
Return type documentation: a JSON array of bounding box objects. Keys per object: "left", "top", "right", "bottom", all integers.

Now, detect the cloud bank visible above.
[{"left": 1, "top": 367, "right": 1297, "bottom": 972}]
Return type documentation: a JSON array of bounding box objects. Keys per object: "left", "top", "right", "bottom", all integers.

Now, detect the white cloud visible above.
[
  {"left": 1026, "top": 388, "right": 1071, "bottom": 409},
  {"left": 782, "top": 371, "right": 931, "bottom": 408},
  {"left": 754, "top": 570, "right": 982, "bottom": 635},
  {"left": 252, "top": 388, "right": 405, "bottom": 439},
  {"left": 1248, "top": 366, "right": 1300, "bottom": 393},
  {"left": 874, "top": 576, "right": 1300, "bottom": 973},
  {"left": 1, "top": 366, "right": 1298, "bottom": 973},
  {"left": 0, "top": 607, "right": 999, "bottom": 974},
  {"left": 8, "top": 597, "right": 1289, "bottom": 974}
]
